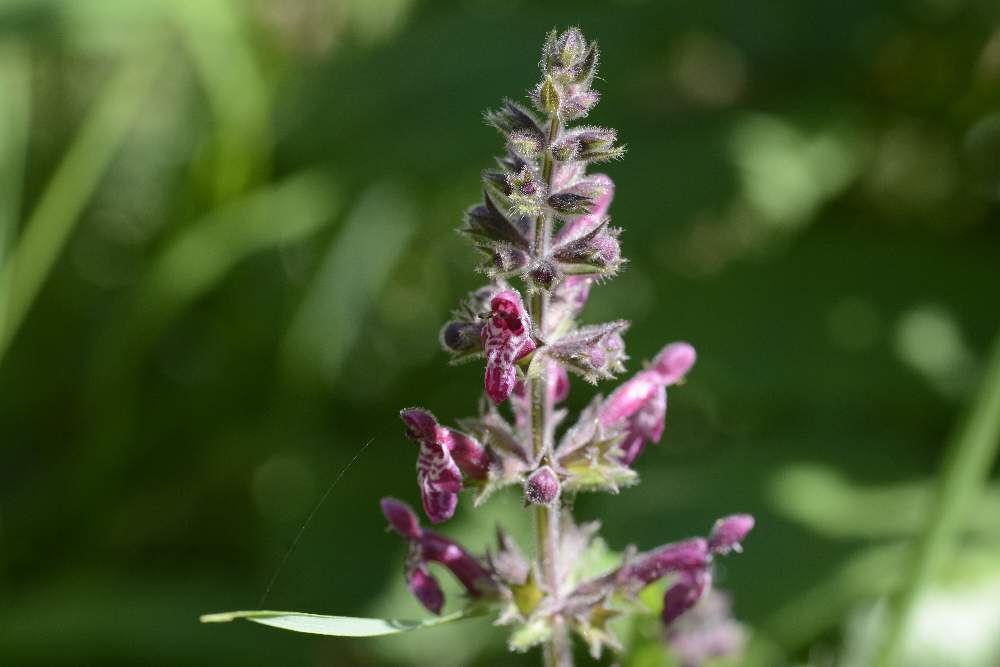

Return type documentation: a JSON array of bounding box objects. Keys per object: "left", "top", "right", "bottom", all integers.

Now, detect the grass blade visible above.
[
  {"left": 872, "top": 329, "right": 1000, "bottom": 667},
  {"left": 0, "top": 53, "right": 157, "bottom": 365},
  {"left": 199, "top": 608, "right": 479, "bottom": 637}
]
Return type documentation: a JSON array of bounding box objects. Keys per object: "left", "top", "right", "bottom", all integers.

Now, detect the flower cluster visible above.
[{"left": 379, "top": 27, "right": 754, "bottom": 666}]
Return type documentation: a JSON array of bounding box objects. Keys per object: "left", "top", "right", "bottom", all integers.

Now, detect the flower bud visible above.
[
  {"left": 708, "top": 514, "right": 754, "bottom": 555},
  {"left": 555, "top": 27, "right": 585, "bottom": 68},
  {"left": 528, "top": 258, "right": 563, "bottom": 292},
  {"left": 507, "top": 166, "right": 545, "bottom": 216},
  {"left": 561, "top": 89, "right": 600, "bottom": 121},
  {"left": 552, "top": 222, "right": 623, "bottom": 276},
  {"left": 553, "top": 126, "right": 624, "bottom": 163},
  {"left": 381, "top": 497, "right": 422, "bottom": 540},
  {"left": 573, "top": 42, "right": 599, "bottom": 84},
  {"left": 547, "top": 192, "right": 594, "bottom": 216},
  {"left": 508, "top": 129, "right": 542, "bottom": 158},
  {"left": 538, "top": 76, "right": 561, "bottom": 115},
  {"left": 491, "top": 245, "right": 531, "bottom": 275},
  {"left": 524, "top": 466, "right": 561, "bottom": 505},
  {"left": 440, "top": 320, "right": 484, "bottom": 355}
]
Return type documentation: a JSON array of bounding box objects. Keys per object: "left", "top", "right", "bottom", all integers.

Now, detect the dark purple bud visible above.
[
  {"left": 553, "top": 126, "right": 623, "bottom": 163},
  {"left": 491, "top": 245, "right": 531, "bottom": 275},
  {"left": 554, "top": 174, "right": 614, "bottom": 243},
  {"left": 524, "top": 466, "right": 561, "bottom": 505},
  {"left": 507, "top": 166, "right": 545, "bottom": 216},
  {"left": 547, "top": 192, "right": 594, "bottom": 216},
  {"left": 381, "top": 497, "right": 422, "bottom": 540},
  {"left": 708, "top": 515, "right": 755, "bottom": 555},
  {"left": 528, "top": 258, "right": 563, "bottom": 291},
  {"left": 663, "top": 569, "right": 711, "bottom": 626},
  {"left": 552, "top": 221, "right": 623, "bottom": 276},
  {"left": 440, "top": 320, "right": 484, "bottom": 355}
]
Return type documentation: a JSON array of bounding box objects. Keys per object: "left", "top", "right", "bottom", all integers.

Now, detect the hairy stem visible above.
[{"left": 532, "top": 115, "right": 573, "bottom": 667}]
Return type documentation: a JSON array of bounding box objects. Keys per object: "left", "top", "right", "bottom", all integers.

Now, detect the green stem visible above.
[
  {"left": 531, "top": 115, "right": 572, "bottom": 667},
  {"left": 872, "top": 328, "right": 1000, "bottom": 667},
  {"left": 0, "top": 55, "right": 157, "bottom": 366}
]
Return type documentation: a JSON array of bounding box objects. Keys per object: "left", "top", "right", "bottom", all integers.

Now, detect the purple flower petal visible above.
[
  {"left": 652, "top": 342, "right": 696, "bottom": 385},
  {"left": 481, "top": 289, "right": 532, "bottom": 404},
  {"left": 406, "top": 553, "right": 445, "bottom": 615},
  {"left": 663, "top": 568, "right": 711, "bottom": 626}
]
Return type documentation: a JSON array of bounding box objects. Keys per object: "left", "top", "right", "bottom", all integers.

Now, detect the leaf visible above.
[{"left": 199, "top": 607, "right": 479, "bottom": 637}]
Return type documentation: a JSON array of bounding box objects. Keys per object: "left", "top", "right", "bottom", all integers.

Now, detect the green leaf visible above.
[{"left": 200, "top": 608, "right": 479, "bottom": 637}]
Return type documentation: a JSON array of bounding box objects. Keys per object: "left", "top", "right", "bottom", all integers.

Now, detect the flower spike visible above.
[{"left": 373, "top": 28, "right": 755, "bottom": 664}]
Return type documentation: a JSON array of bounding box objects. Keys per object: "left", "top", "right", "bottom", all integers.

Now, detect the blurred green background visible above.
[{"left": 1, "top": 0, "right": 999, "bottom": 665}]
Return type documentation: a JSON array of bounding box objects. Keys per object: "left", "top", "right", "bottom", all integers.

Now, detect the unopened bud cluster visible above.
[{"left": 379, "top": 28, "right": 754, "bottom": 665}]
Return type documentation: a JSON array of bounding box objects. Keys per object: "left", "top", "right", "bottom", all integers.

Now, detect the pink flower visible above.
[
  {"left": 598, "top": 342, "right": 696, "bottom": 465},
  {"left": 381, "top": 498, "right": 494, "bottom": 614},
  {"left": 481, "top": 289, "right": 534, "bottom": 404},
  {"left": 400, "top": 408, "right": 489, "bottom": 524}
]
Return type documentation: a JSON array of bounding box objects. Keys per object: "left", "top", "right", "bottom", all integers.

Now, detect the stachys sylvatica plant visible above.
[{"left": 203, "top": 27, "right": 754, "bottom": 667}]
